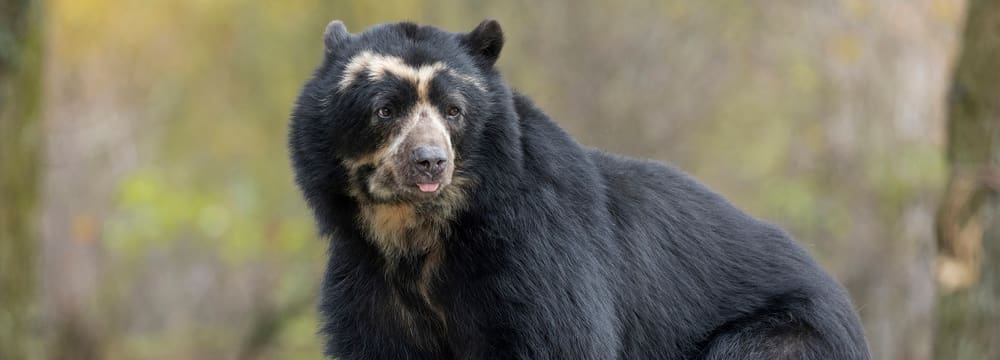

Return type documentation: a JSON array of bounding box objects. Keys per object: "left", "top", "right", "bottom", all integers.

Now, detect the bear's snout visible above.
[{"left": 412, "top": 146, "right": 448, "bottom": 177}]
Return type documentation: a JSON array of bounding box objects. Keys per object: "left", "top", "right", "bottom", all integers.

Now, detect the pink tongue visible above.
[{"left": 417, "top": 183, "right": 440, "bottom": 192}]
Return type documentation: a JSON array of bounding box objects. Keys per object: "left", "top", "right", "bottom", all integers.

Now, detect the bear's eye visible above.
[
  {"left": 446, "top": 106, "right": 461, "bottom": 119},
  {"left": 376, "top": 107, "right": 393, "bottom": 119}
]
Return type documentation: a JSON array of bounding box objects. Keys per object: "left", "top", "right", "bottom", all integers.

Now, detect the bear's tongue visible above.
[{"left": 417, "top": 183, "right": 439, "bottom": 193}]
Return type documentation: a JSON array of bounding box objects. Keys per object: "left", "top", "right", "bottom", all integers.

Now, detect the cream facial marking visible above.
[
  {"left": 410, "top": 103, "right": 454, "bottom": 158},
  {"left": 337, "top": 51, "right": 486, "bottom": 96}
]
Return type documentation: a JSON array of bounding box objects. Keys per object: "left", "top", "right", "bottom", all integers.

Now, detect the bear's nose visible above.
[{"left": 412, "top": 146, "right": 447, "bottom": 176}]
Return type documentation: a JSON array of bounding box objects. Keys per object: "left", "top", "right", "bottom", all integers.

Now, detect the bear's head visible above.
[{"left": 289, "top": 20, "right": 513, "bottom": 253}]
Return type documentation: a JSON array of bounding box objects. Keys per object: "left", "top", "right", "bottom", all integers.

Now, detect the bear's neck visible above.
[{"left": 357, "top": 202, "right": 448, "bottom": 260}]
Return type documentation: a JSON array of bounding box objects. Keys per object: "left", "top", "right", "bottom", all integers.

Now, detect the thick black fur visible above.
[{"left": 289, "top": 20, "right": 871, "bottom": 359}]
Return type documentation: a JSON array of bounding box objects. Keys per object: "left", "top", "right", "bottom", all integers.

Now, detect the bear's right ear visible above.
[
  {"left": 461, "top": 19, "right": 504, "bottom": 68},
  {"left": 324, "top": 20, "right": 352, "bottom": 54}
]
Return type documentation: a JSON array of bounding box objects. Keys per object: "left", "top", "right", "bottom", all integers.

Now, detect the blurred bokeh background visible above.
[{"left": 2, "top": 0, "right": 998, "bottom": 359}]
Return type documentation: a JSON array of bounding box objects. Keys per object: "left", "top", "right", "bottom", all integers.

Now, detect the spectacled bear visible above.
[{"left": 288, "top": 19, "right": 871, "bottom": 360}]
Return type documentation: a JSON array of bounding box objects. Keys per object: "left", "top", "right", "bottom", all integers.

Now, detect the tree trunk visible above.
[
  {"left": 936, "top": 0, "right": 1000, "bottom": 358},
  {"left": 0, "top": 0, "right": 44, "bottom": 358}
]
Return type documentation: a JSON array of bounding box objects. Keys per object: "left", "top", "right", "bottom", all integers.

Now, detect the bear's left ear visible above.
[
  {"left": 324, "top": 20, "right": 353, "bottom": 54},
  {"left": 461, "top": 19, "right": 504, "bottom": 68}
]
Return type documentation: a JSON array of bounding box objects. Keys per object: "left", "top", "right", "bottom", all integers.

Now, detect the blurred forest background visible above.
[{"left": 2, "top": 0, "right": 999, "bottom": 359}]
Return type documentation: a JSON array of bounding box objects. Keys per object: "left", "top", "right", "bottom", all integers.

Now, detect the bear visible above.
[{"left": 288, "top": 19, "right": 871, "bottom": 359}]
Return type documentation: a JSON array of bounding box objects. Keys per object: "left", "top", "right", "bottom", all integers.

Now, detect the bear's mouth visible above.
[
  {"left": 417, "top": 182, "right": 440, "bottom": 193},
  {"left": 402, "top": 179, "right": 449, "bottom": 201}
]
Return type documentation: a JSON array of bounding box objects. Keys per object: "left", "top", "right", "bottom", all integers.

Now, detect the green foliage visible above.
[
  {"left": 0, "top": 0, "right": 44, "bottom": 358},
  {"left": 47, "top": 0, "right": 344, "bottom": 357}
]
